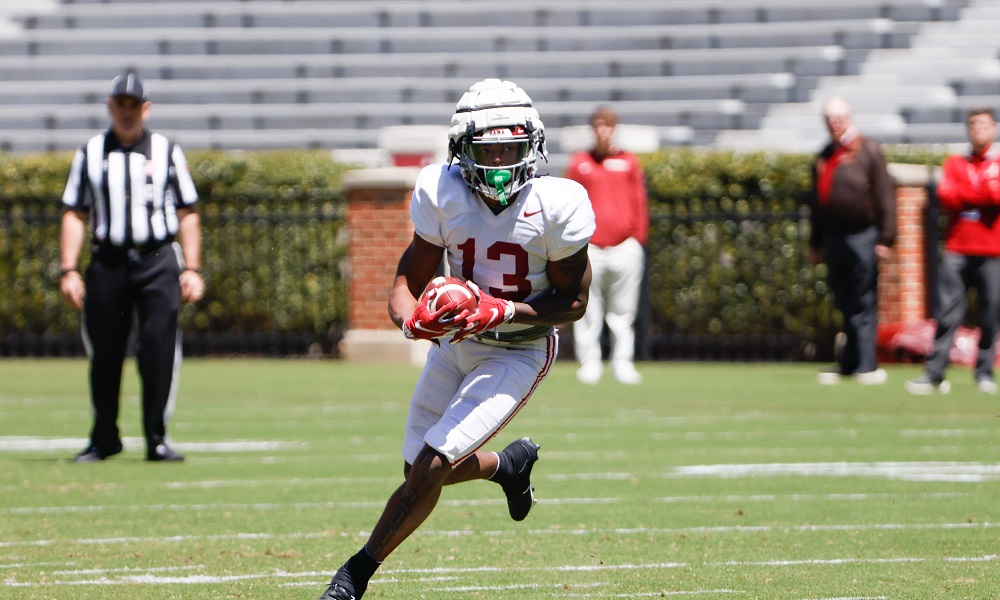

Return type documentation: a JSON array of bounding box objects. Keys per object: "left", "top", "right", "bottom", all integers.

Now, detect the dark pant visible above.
[
  {"left": 82, "top": 244, "right": 182, "bottom": 453},
  {"left": 925, "top": 252, "right": 1000, "bottom": 381},
  {"left": 824, "top": 226, "right": 879, "bottom": 375}
]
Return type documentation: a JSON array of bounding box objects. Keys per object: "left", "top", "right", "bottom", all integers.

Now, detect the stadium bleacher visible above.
[
  {"left": 718, "top": 0, "right": 1000, "bottom": 151},
  {"left": 0, "top": 0, "right": 988, "bottom": 163}
]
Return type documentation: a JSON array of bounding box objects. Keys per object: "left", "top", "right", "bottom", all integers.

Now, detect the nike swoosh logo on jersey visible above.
[{"left": 523, "top": 209, "right": 542, "bottom": 217}]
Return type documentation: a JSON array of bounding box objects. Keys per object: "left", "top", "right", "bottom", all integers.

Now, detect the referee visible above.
[{"left": 59, "top": 73, "right": 204, "bottom": 463}]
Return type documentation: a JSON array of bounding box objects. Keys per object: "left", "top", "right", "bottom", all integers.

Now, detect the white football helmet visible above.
[{"left": 448, "top": 79, "right": 546, "bottom": 206}]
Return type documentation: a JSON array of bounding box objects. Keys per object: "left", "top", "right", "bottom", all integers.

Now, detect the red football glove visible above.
[
  {"left": 450, "top": 281, "right": 516, "bottom": 344},
  {"left": 402, "top": 281, "right": 469, "bottom": 341}
]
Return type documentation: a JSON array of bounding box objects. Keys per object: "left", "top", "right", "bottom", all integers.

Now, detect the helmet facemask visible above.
[{"left": 448, "top": 79, "right": 547, "bottom": 206}]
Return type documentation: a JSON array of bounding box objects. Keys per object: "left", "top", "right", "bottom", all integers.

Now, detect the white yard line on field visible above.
[
  {"left": 900, "top": 429, "right": 997, "bottom": 438},
  {"left": 0, "top": 436, "right": 302, "bottom": 453},
  {"left": 560, "top": 591, "right": 738, "bottom": 598},
  {"left": 50, "top": 565, "right": 203, "bottom": 576},
  {"left": 191, "top": 453, "right": 397, "bottom": 465},
  {"left": 546, "top": 472, "right": 635, "bottom": 481},
  {"left": 13, "top": 555, "right": 999, "bottom": 581},
  {"left": 5, "top": 501, "right": 387, "bottom": 514},
  {"left": 386, "top": 562, "right": 690, "bottom": 574},
  {"left": 3, "top": 496, "right": 615, "bottom": 516},
  {"left": 163, "top": 473, "right": 628, "bottom": 487},
  {"left": 945, "top": 554, "right": 998, "bottom": 562},
  {"left": 4, "top": 467, "right": 976, "bottom": 496},
  {"left": 5, "top": 555, "right": 996, "bottom": 589},
  {"left": 0, "top": 561, "right": 78, "bottom": 569},
  {"left": 2, "top": 524, "right": 998, "bottom": 550},
  {"left": 162, "top": 477, "right": 394, "bottom": 489},
  {"left": 719, "top": 557, "right": 925, "bottom": 566},
  {"left": 3, "top": 472, "right": 631, "bottom": 494},
  {"left": 805, "top": 597, "right": 888, "bottom": 600},
  {"left": 658, "top": 492, "right": 967, "bottom": 503},
  {"left": 651, "top": 429, "right": 999, "bottom": 442},
  {"left": 434, "top": 581, "right": 609, "bottom": 592},
  {"left": 671, "top": 461, "right": 1000, "bottom": 482},
  {"left": 432, "top": 582, "right": 739, "bottom": 596}
]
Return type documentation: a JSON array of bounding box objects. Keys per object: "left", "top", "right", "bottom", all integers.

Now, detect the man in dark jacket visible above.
[{"left": 809, "top": 96, "right": 896, "bottom": 385}]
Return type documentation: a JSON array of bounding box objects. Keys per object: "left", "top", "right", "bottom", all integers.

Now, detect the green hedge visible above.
[
  {"left": 640, "top": 146, "right": 945, "bottom": 360},
  {"left": 0, "top": 146, "right": 945, "bottom": 358},
  {"left": 0, "top": 150, "right": 351, "bottom": 355},
  {"left": 641, "top": 150, "right": 816, "bottom": 358},
  {"left": 184, "top": 150, "right": 350, "bottom": 342}
]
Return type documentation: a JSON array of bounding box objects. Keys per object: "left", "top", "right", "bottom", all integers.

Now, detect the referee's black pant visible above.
[{"left": 82, "top": 243, "right": 183, "bottom": 454}]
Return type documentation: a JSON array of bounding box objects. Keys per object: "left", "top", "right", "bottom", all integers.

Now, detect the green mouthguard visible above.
[{"left": 486, "top": 170, "right": 512, "bottom": 206}]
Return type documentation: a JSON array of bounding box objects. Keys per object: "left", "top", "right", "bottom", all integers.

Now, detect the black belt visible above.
[{"left": 93, "top": 239, "right": 172, "bottom": 258}]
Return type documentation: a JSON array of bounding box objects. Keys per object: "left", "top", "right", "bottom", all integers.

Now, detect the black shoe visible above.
[
  {"left": 147, "top": 443, "right": 184, "bottom": 462},
  {"left": 500, "top": 437, "right": 539, "bottom": 521},
  {"left": 318, "top": 564, "right": 361, "bottom": 600},
  {"left": 318, "top": 582, "right": 356, "bottom": 600},
  {"left": 73, "top": 441, "right": 123, "bottom": 463}
]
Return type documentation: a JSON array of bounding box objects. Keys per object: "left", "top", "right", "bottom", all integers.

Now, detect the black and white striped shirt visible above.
[{"left": 62, "top": 129, "right": 198, "bottom": 251}]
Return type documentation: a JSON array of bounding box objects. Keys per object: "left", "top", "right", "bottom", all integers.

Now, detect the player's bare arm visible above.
[
  {"left": 511, "top": 246, "right": 591, "bottom": 326},
  {"left": 388, "top": 233, "right": 446, "bottom": 328}
]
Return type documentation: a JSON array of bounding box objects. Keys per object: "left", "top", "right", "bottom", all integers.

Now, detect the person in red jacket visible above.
[
  {"left": 906, "top": 108, "right": 1000, "bottom": 395},
  {"left": 565, "top": 106, "right": 649, "bottom": 385}
]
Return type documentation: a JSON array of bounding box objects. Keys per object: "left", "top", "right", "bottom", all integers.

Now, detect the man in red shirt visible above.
[
  {"left": 565, "top": 106, "right": 649, "bottom": 384},
  {"left": 906, "top": 108, "right": 1000, "bottom": 395}
]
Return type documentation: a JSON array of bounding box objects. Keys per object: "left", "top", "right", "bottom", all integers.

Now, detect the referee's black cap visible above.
[{"left": 109, "top": 73, "right": 149, "bottom": 102}]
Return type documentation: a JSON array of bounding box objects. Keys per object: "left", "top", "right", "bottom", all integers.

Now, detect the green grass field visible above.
[{"left": 2, "top": 358, "right": 998, "bottom": 599}]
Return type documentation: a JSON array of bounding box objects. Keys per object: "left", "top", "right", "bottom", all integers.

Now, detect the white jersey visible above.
[{"left": 411, "top": 164, "right": 595, "bottom": 337}]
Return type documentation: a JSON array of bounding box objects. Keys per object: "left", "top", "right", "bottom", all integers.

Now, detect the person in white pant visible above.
[{"left": 565, "top": 106, "right": 649, "bottom": 385}]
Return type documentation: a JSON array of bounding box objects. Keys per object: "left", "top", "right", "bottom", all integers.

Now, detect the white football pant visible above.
[
  {"left": 574, "top": 237, "right": 644, "bottom": 368},
  {"left": 402, "top": 333, "right": 558, "bottom": 466}
]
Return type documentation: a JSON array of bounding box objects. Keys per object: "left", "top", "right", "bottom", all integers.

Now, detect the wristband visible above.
[
  {"left": 183, "top": 268, "right": 202, "bottom": 275},
  {"left": 59, "top": 268, "right": 79, "bottom": 277}
]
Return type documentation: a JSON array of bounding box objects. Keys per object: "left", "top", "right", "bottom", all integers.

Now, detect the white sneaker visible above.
[
  {"left": 976, "top": 377, "right": 998, "bottom": 395},
  {"left": 612, "top": 363, "right": 643, "bottom": 385},
  {"left": 817, "top": 370, "right": 841, "bottom": 385},
  {"left": 576, "top": 363, "right": 603, "bottom": 385},
  {"left": 855, "top": 368, "right": 888, "bottom": 385},
  {"left": 905, "top": 374, "right": 950, "bottom": 395}
]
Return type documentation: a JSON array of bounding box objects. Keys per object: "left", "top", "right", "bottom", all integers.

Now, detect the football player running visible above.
[{"left": 317, "top": 79, "right": 596, "bottom": 599}]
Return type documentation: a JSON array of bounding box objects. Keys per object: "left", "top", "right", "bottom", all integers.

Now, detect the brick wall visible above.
[
  {"left": 344, "top": 169, "right": 420, "bottom": 332},
  {"left": 878, "top": 184, "right": 928, "bottom": 326}
]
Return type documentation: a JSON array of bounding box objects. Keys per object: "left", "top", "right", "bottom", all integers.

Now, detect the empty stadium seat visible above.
[
  {"left": 714, "top": 0, "right": 1000, "bottom": 150},
  {"left": 0, "top": 0, "right": 980, "bottom": 158}
]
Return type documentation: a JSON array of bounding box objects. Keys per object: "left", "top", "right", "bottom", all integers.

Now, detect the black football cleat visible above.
[
  {"left": 317, "top": 582, "right": 355, "bottom": 600},
  {"left": 73, "top": 441, "right": 123, "bottom": 463},
  {"left": 318, "top": 563, "right": 363, "bottom": 600},
  {"left": 501, "top": 437, "right": 539, "bottom": 521},
  {"left": 147, "top": 443, "right": 185, "bottom": 462}
]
